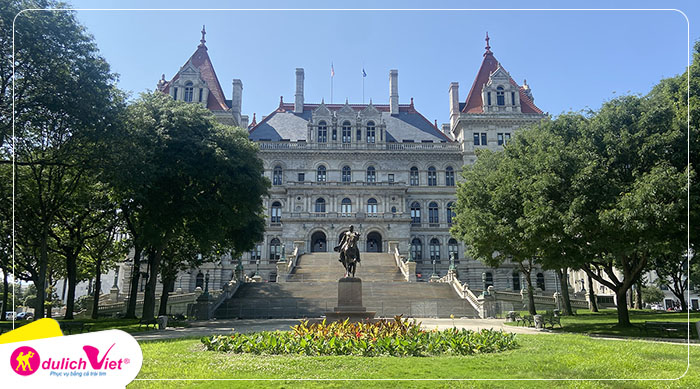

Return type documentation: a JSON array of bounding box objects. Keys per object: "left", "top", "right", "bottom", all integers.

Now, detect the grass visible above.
[
  {"left": 504, "top": 309, "right": 700, "bottom": 338},
  {"left": 128, "top": 333, "right": 698, "bottom": 388}
]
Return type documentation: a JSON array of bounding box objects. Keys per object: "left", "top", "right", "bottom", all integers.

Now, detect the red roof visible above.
[
  {"left": 162, "top": 43, "right": 229, "bottom": 111},
  {"left": 462, "top": 51, "right": 543, "bottom": 114}
]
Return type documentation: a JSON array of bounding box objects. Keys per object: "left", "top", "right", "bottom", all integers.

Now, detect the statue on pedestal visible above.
[{"left": 333, "top": 225, "right": 361, "bottom": 278}]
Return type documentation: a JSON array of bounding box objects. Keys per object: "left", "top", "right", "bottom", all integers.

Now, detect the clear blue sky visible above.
[{"left": 55, "top": 1, "right": 698, "bottom": 125}]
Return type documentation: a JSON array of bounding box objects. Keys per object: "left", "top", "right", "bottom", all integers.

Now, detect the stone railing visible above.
[
  {"left": 208, "top": 280, "right": 242, "bottom": 317},
  {"left": 491, "top": 290, "right": 589, "bottom": 310},
  {"left": 276, "top": 241, "right": 304, "bottom": 282},
  {"left": 389, "top": 241, "right": 415, "bottom": 282},
  {"left": 92, "top": 291, "right": 202, "bottom": 317},
  {"left": 437, "top": 270, "right": 483, "bottom": 317},
  {"left": 258, "top": 141, "right": 460, "bottom": 152}
]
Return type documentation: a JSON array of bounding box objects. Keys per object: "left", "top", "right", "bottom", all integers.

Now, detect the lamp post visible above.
[
  {"left": 449, "top": 253, "right": 456, "bottom": 271},
  {"left": 431, "top": 258, "right": 437, "bottom": 277},
  {"left": 482, "top": 272, "right": 489, "bottom": 296},
  {"left": 255, "top": 258, "right": 260, "bottom": 276},
  {"left": 204, "top": 271, "right": 210, "bottom": 296}
]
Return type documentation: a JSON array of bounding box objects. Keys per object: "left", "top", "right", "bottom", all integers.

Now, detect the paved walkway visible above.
[{"left": 132, "top": 317, "right": 541, "bottom": 341}]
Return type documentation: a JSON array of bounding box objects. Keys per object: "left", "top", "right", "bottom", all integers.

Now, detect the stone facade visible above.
[{"left": 119, "top": 33, "right": 566, "bottom": 299}]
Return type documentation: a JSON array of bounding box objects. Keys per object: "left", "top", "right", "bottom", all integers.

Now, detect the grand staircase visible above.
[{"left": 215, "top": 252, "right": 479, "bottom": 319}]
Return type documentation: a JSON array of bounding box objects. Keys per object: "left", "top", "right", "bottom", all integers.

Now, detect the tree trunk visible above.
[
  {"left": 587, "top": 273, "right": 599, "bottom": 312},
  {"left": 635, "top": 279, "right": 643, "bottom": 309},
  {"left": 158, "top": 276, "right": 174, "bottom": 317},
  {"left": 124, "top": 246, "right": 142, "bottom": 319},
  {"left": 141, "top": 248, "right": 162, "bottom": 321},
  {"left": 522, "top": 270, "right": 537, "bottom": 315},
  {"left": 63, "top": 254, "right": 77, "bottom": 319},
  {"left": 1, "top": 269, "right": 8, "bottom": 321},
  {"left": 36, "top": 223, "right": 49, "bottom": 318},
  {"left": 615, "top": 288, "right": 632, "bottom": 327},
  {"left": 557, "top": 268, "right": 573, "bottom": 315},
  {"left": 91, "top": 256, "right": 103, "bottom": 320}
]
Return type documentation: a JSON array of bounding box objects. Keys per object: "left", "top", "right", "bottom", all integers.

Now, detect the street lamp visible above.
[
  {"left": 204, "top": 271, "right": 210, "bottom": 295},
  {"left": 255, "top": 258, "right": 261, "bottom": 276},
  {"left": 431, "top": 258, "right": 437, "bottom": 277}
]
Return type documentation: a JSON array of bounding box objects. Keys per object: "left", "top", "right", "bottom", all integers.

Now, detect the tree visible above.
[
  {"left": 108, "top": 93, "right": 268, "bottom": 320},
  {"left": 453, "top": 149, "right": 540, "bottom": 315},
  {"left": 83, "top": 222, "right": 126, "bottom": 319},
  {"left": 642, "top": 285, "right": 664, "bottom": 306},
  {"left": 2, "top": 1, "right": 124, "bottom": 317}
]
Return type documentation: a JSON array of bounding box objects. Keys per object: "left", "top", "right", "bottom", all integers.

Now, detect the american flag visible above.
[{"left": 331, "top": 63, "right": 335, "bottom": 78}]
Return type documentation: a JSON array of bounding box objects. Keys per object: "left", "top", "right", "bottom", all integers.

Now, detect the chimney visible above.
[
  {"left": 232, "top": 79, "right": 243, "bottom": 127},
  {"left": 294, "top": 68, "right": 304, "bottom": 113},
  {"left": 449, "top": 82, "right": 459, "bottom": 130},
  {"left": 389, "top": 69, "right": 399, "bottom": 115}
]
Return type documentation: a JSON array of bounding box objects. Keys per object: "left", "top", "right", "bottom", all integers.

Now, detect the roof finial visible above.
[
  {"left": 199, "top": 25, "right": 206, "bottom": 47},
  {"left": 484, "top": 31, "right": 492, "bottom": 56},
  {"left": 410, "top": 97, "right": 414, "bottom": 108},
  {"left": 279, "top": 95, "right": 284, "bottom": 107}
]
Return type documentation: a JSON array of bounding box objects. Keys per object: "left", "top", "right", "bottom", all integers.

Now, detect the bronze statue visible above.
[{"left": 334, "top": 225, "right": 361, "bottom": 277}]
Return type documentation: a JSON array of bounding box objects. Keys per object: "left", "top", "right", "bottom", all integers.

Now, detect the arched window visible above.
[
  {"left": 410, "top": 202, "right": 421, "bottom": 224},
  {"left": 446, "top": 202, "right": 456, "bottom": 225},
  {"left": 366, "top": 166, "right": 376, "bottom": 183},
  {"left": 315, "top": 198, "right": 326, "bottom": 213},
  {"left": 317, "top": 121, "right": 328, "bottom": 143},
  {"left": 428, "top": 202, "right": 439, "bottom": 224},
  {"left": 427, "top": 166, "right": 437, "bottom": 186},
  {"left": 184, "top": 81, "right": 194, "bottom": 102},
  {"left": 366, "top": 121, "right": 376, "bottom": 143},
  {"left": 448, "top": 238, "right": 459, "bottom": 263},
  {"left": 342, "top": 166, "right": 351, "bottom": 182},
  {"left": 273, "top": 165, "right": 283, "bottom": 185},
  {"left": 341, "top": 198, "right": 352, "bottom": 215},
  {"left": 445, "top": 166, "right": 455, "bottom": 186},
  {"left": 512, "top": 272, "right": 521, "bottom": 291},
  {"left": 342, "top": 121, "right": 352, "bottom": 143},
  {"left": 391, "top": 206, "right": 397, "bottom": 213},
  {"left": 195, "top": 272, "right": 204, "bottom": 289},
  {"left": 270, "top": 201, "right": 281, "bottom": 223},
  {"left": 496, "top": 86, "right": 505, "bottom": 106},
  {"left": 269, "top": 238, "right": 281, "bottom": 261},
  {"left": 485, "top": 272, "right": 494, "bottom": 287},
  {"left": 410, "top": 238, "right": 423, "bottom": 263},
  {"left": 367, "top": 198, "right": 378, "bottom": 214},
  {"left": 198, "top": 88, "right": 203, "bottom": 102},
  {"left": 316, "top": 165, "right": 326, "bottom": 182},
  {"left": 410, "top": 166, "right": 419, "bottom": 186},
  {"left": 537, "top": 273, "right": 546, "bottom": 291},
  {"left": 429, "top": 238, "right": 441, "bottom": 262},
  {"left": 173, "top": 87, "right": 178, "bottom": 100}
]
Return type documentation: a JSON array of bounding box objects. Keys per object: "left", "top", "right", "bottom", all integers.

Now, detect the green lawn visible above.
[
  {"left": 0, "top": 317, "right": 189, "bottom": 334},
  {"left": 504, "top": 309, "right": 700, "bottom": 338},
  {"left": 128, "top": 333, "right": 698, "bottom": 388}
]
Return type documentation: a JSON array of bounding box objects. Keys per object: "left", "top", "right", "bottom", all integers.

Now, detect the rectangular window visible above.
[
  {"left": 505, "top": 133, "right": 511, "bottom": 144},
  {"left": 332, "top": 128, "right": 337, "bottom": 141},
  {"left": 173, "top": 87, "right": 178, "bottom": 100},
  {"left": 481, "top": 133, "right": 487, "bottom": 146},
  {"left": 388, "top": 174, "right": 394, "bottom": 183},
  {"left": 487, "top": 92, "right": 491, "bottom": 106},
  {"left": 298, "top": 173, "right": 305, "bottom": 182},
  {"left": 511, "top": 92, "right": 516, "bottom": 105},
  {"left": 357, "top": 129, "right": 362, "bottom": 141},
  {"left": 473, "top": 133, "right": 480, "bottom": 146},
  {"left": 497, "top": 133, "right": 504, "bottom": 146},
  {"left": 199, "top": 88, "right": 203, "bottom": 102}
]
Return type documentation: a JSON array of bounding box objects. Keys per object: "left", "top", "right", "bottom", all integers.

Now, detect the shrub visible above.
[{"left": 201, "top": 316, "right": 518, "bottom": 357}]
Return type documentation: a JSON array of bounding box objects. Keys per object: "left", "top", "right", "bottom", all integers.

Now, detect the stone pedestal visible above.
[
  {"left": 324, "top": 278, "right": 376, "bottom": 322},
  {"left": 194, "top": 293, "right": 211, "bottom": 321}
]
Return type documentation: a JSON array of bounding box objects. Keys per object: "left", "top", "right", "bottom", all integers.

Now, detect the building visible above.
[{"left": 119, "top": 30, "right": 565, "bottom": 300}]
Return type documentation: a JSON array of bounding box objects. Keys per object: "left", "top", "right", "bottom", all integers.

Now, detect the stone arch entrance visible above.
[
  {"left": 311, "top": 231, "right": 327, "bottom": 252},
  {"left": 366, "top": 231, "right": 382, "bottom": 252}
]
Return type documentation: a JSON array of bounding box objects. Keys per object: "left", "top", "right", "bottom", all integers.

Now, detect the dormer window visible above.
[
  {"left": 496, "top": 86, "right": 505, "bottom": 106},
  {"left": 184, "top": 81, "right": 194, "bottom": 102},
  {"left": 318, "top": 121, "right": 328, "bottom": 143}
]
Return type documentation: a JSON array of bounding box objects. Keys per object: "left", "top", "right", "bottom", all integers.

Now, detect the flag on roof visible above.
[
  {"left": 362, "top": 68, "right": 367, "bottom": 77},
  {"left": 331, "top": 63, "right": 335, "bottom": 78}
]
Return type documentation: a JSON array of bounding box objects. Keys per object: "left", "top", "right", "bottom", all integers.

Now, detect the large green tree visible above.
[
  {"left": 1, "top": 1, "right": 124, "bottom": 317},
  {"left": 109, "top": 92, "right": 268, "bottom": 320}
]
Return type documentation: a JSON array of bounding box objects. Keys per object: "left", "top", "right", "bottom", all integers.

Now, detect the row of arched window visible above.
[
  {"left": 410, "top": 237, "right": 459, "bottom": 263},
  {"left": 271, "top": 165, "right": 455, "bottom": 186},
  {"left": 410, "top": 201, "right": 456, "bottom": 225},
  {"left": 316, "top": 120, "right": 380, "bottom": 143}
]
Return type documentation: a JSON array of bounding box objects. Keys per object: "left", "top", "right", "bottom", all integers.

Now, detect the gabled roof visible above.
[
  {"left": 462, "top": 40, "right": 543, "bottom": 114},
  {"left": 249, "top": 102, "right": 452, "bottom": 143},
  {"left": 161, "top": 31, "right": 229, "bottom": 111}
]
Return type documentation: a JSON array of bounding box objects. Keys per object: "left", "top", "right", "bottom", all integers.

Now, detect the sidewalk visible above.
[{"left": 132, "top": 317, "right": 541, "bottom": 341}]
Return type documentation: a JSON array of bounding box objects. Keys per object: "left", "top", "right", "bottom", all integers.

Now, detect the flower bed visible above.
[{"left": 201, "top": 316, "right": 518, "bottom": 357}]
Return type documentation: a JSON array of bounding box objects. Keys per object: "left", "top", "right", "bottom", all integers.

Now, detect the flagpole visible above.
[
  {"left": 330, "top": 62, "right": 334, "bottom": 104},
  {"left": 362, "top": 73, "right": 365, "bottom": 104}
]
